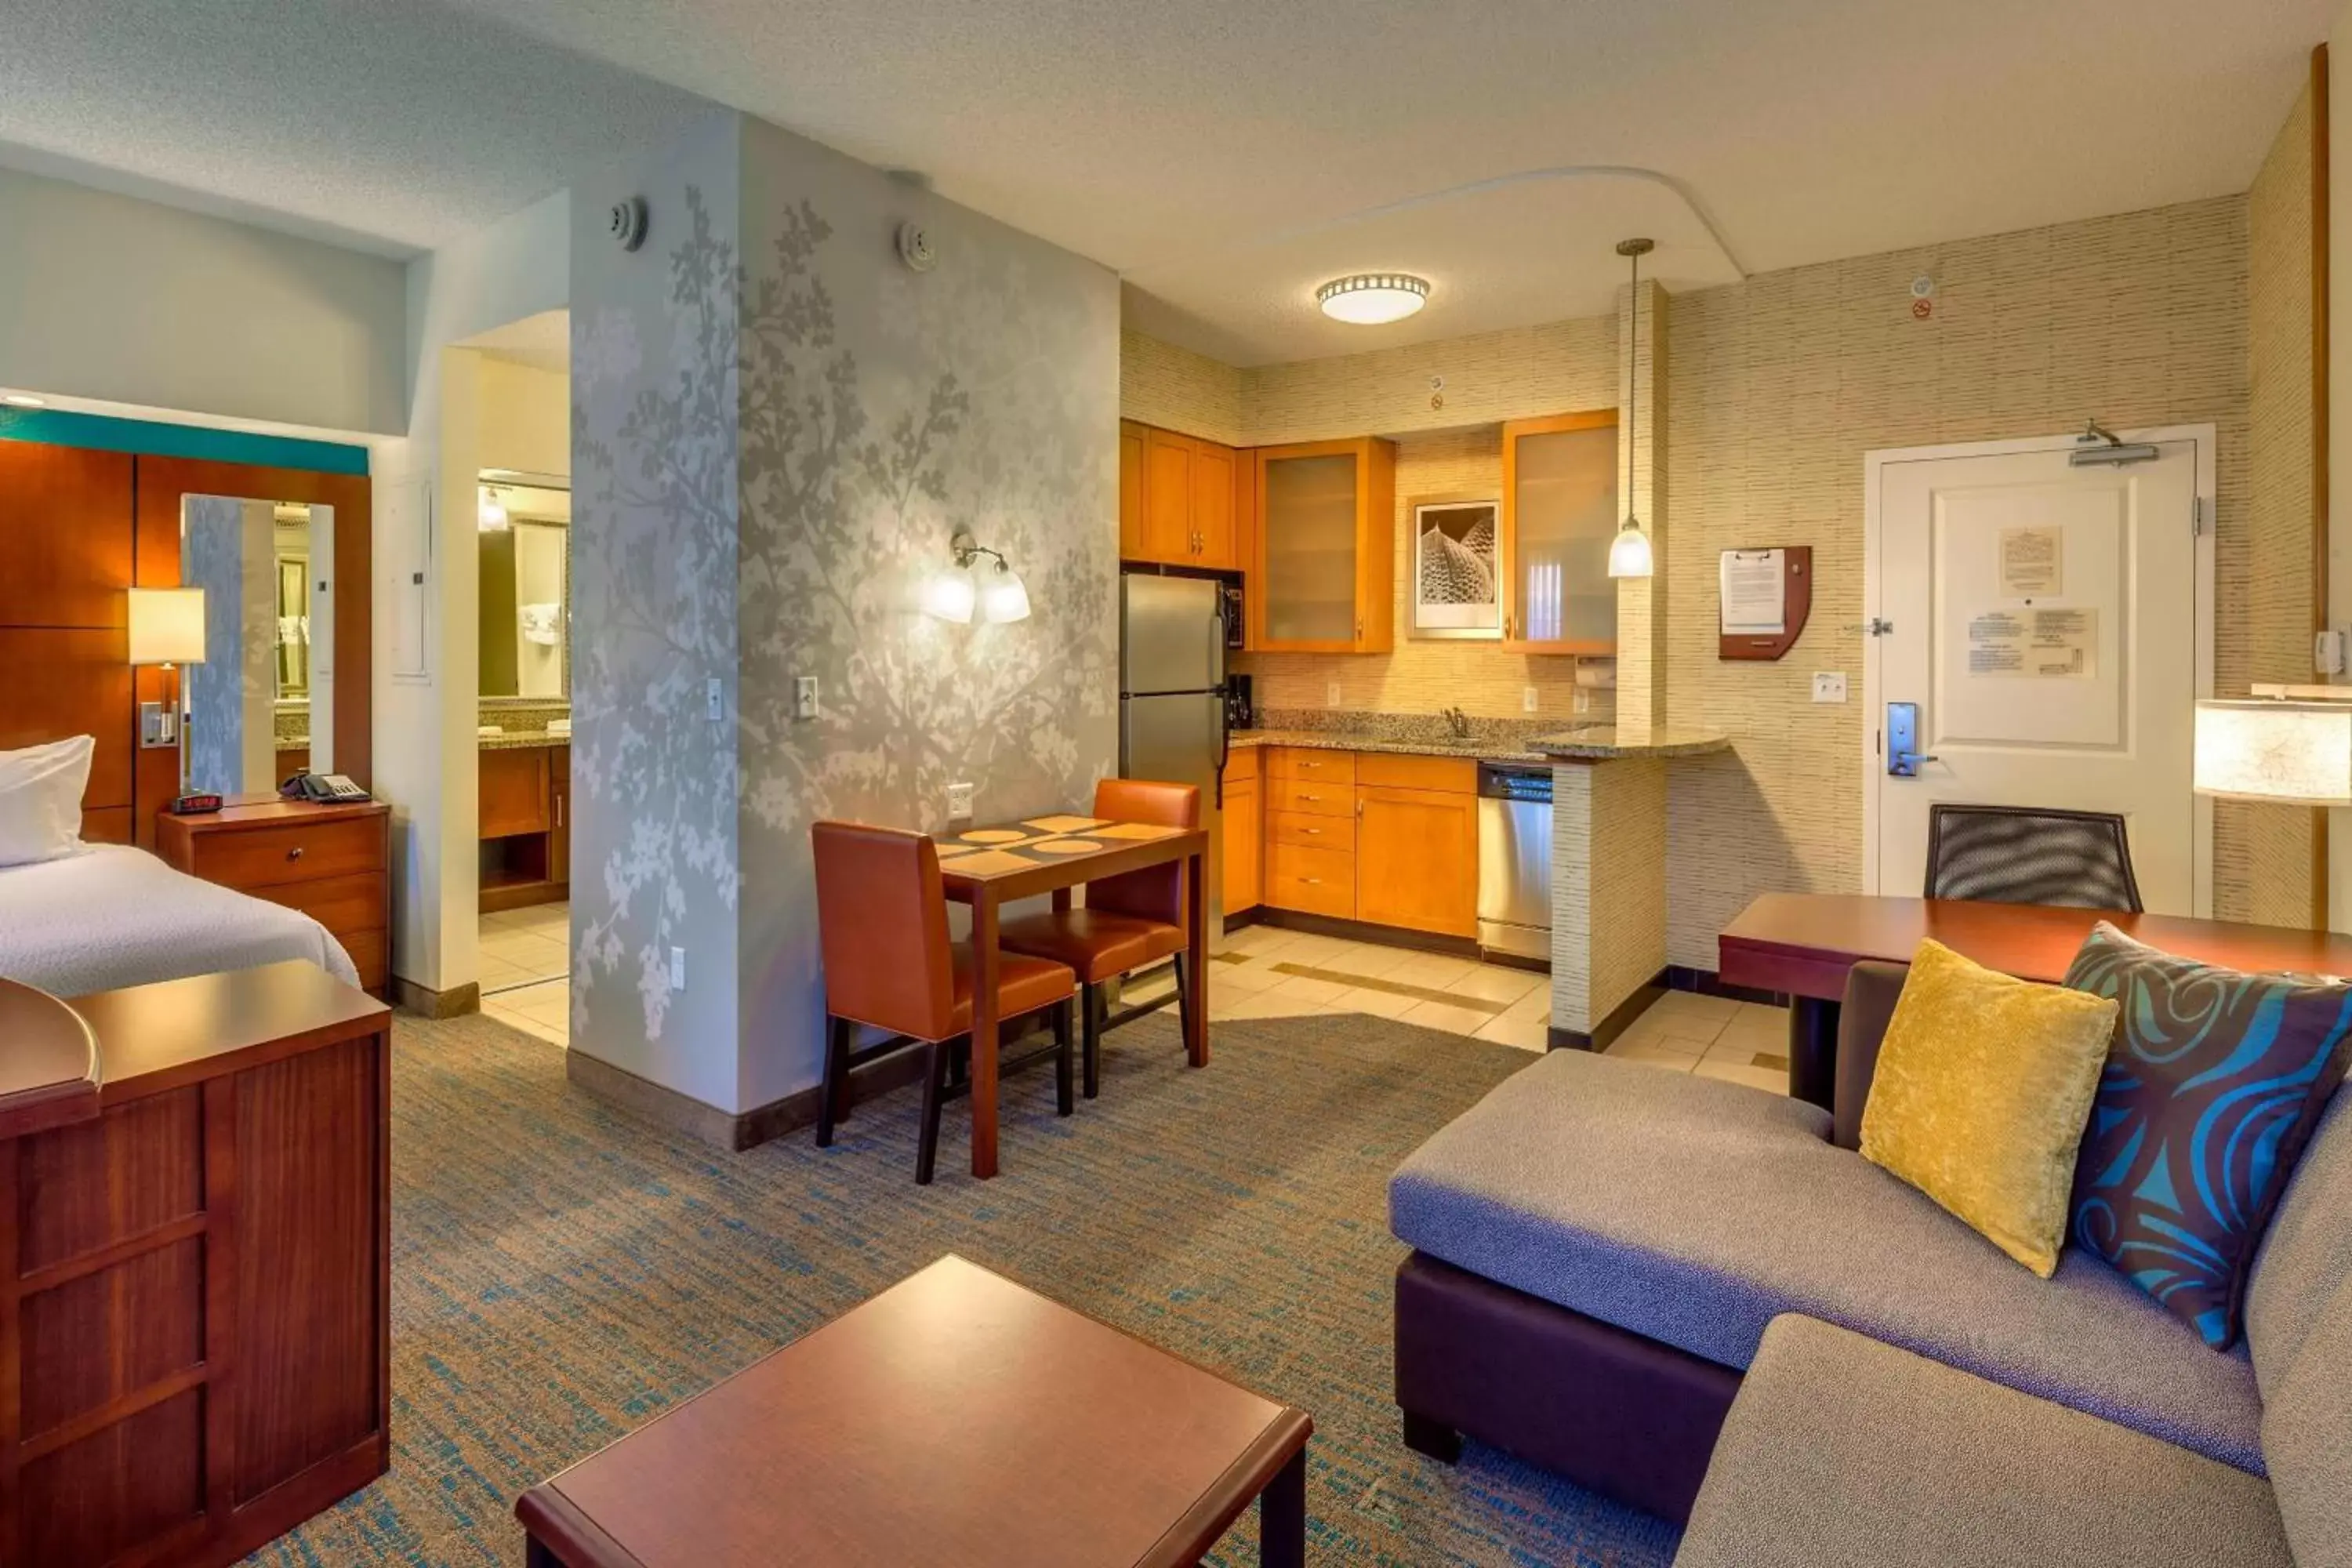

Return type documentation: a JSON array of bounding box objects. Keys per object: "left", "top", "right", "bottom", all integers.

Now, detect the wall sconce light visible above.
[
  {"left": 924, "top": 528, "right": 1030, "bottom": 624},
  {"left": 478, "top": 487, "right": 510, "bottom": 532}
]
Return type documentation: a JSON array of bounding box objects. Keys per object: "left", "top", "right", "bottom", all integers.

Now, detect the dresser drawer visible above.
[
  {"left": 185, "top": 815, "right": 385, "bottom": 891},
  {"left": 1266, "top": 842, "right": 1355, "bottom": 919},
  {"left": 1270, "top": 778, "right": 1354, "bottom": 818},
  {"left": 242, "top": 871, "right": 387, "bottom": 939},
  {"left": 1356, "top": 753, "right": 1477, "bottom": 794},
  {"left": 1267, "top": 749, "right": 1356, "bottom": 786},
  {"left": 1268, "top": 810, "right": 1356, "bottom": 854}
]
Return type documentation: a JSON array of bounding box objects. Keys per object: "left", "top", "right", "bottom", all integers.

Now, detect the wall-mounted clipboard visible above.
[{"left": 1719, "top": 546, "right": 1812, "bottom": 661}]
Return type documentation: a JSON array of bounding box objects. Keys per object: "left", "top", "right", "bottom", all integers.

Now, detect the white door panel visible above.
[{"left": 1867, "top": 434, "right": 2211, "bottom": 916}]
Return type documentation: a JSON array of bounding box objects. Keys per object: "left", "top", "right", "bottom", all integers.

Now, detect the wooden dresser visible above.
[
  {"left": 155, "top": 797, "right": 391, "bottom": 994},
  {"left": 0, "top": 962, "right": 391, "bottom": 1567}
]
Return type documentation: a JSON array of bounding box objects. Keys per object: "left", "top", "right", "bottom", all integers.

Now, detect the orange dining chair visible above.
[
  {"left": 996, "top": 779, "right": 1199, "bottom": 1098},
  {"left": 811, "top": 820, "right": 1076, "bottom": 1184}
]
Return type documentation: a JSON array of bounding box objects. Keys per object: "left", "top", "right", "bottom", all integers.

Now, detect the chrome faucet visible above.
[{"left": 1440, "top": 706, "right": 1472, "bottom": 739}]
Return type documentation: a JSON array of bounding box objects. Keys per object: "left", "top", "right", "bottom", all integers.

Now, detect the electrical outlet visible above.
[
  {"left": 1325, "top": 681, "right": 1342, "bottom": 708},
  {"left": 668, "top": 946, "right": 686, "bottom": 992},
  {"left": 946, "top": 781, "right": 975, "bottom": 819},
  {"left": 705, "top": 677, "right": 723, "bottom": 722},
  {"left": 1812, "top": 671, "right": 1849, "bottom": 704},
  {"left": 1573, "top": 689, "right": 1592, "bottom": 715},
  {"left": 1522, "top": 686, "right": 1539, "bottom": 713},
  {"left": 794, "top": 675, "right": 819, "bottom": 720}
]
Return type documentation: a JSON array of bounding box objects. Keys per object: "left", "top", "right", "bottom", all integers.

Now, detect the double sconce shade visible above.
[{"left": 922, "top": 528, "right": 1031, "bottom": 625}]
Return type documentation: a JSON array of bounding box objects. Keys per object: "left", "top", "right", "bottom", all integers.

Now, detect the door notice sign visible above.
[
  {"left": 1998, "top": 525, "right": 2063, "bottom": 597},
  {"left": 1966, "top": 607, "right": 2097, "bottom": 677}
]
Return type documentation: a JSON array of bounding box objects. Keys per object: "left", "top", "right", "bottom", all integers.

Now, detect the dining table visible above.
[
  {"left": 1719, "top": 892, "right": 2352, "bottom": 1109},
  {"left": 933, "top": 811, "right": 1210, "bottom": 1180}
]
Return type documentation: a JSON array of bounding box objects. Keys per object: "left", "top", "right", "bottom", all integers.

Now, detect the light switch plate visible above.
[
  {"left": 1523, "top": 686, "right": 1539, "bottom": 713},
  {"left": 705, "top": 677, "right": 724, "bottom": 721},
  {"left": 794, "top": 675, "right": 819, "bottom": 719},
  {"left": 946, "top": 781, "right": 975, "bottom": 819},
  {"left": 1325, "top": 681, "right": 1342, "bottom": 708},
  {"left": 1573, "top": 689, "right": 1592, "bottom": 715},
  {"left": 1812, "top": 672, "right": 1848, "bottom": 703},
  {"left": 668, "top": 946, "right": 686, "bottom": 992}
]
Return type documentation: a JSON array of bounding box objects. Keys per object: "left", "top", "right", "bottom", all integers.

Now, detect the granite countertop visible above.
[
  {"left": 1229, "top": 728, "right": 1552, "bottom": 765},
  {"left": 478, "top": 728, "right": 572, "bottom": 752},
  {"left": 1526, "top": 725, "right": 1732, "bottom": 760}
]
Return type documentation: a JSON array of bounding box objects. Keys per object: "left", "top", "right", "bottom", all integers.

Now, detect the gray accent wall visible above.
[{"left": 570, "top": 112, "right": 1118, "bottom": 1118}]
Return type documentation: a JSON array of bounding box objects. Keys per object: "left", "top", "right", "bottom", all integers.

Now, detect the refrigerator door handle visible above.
[
  {"left": 1209, "top": 609, "right": 1226, "bottom": 691},
  {"left": 1211, "top": 692, "right": 1228, "bottom": 793}
]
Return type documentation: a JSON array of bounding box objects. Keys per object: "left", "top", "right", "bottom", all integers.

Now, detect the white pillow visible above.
[{"left": 0, "top": 736, "right": 96, "bottom": 868}]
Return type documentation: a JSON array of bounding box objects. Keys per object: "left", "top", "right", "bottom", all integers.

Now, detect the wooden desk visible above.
[
  {"left": 935, "top": 816, "right": 1210, "bottom": 1181},
  {"left": 517, "top": 1254, "right": 1312, "bottom": 1568},
  {"left": 1719, "top": 894, "right": 2352, "bottom": 1108},
  {"left": 1, "top": 960, "right": 391, "bottom": 1567}
]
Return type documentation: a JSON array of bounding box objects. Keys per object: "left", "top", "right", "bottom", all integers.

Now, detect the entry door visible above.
[{"left": 1866, "top": 432, "right": 2211, "bottom": 916}]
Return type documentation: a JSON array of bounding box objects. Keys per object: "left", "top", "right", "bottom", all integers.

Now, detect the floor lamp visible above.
[{"left": 129, "top": 586, "right": 212, "bottom": 814}]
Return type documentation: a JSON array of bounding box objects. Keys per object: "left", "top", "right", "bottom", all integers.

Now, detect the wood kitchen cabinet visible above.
[
  {"left": 1255, "top": 747, "right": 1479, "bottom": 938},
  {"left": 1253, "top": 437, "right": 1396, "bottom": 653},
  {"left": 1501, "top": 410, "right": 1619, "bottom": 654},
  {"left": 1221, "top": 746, "right": 1261, "bottom": 914},
  {"left": 1119, "top": 419, "right": 1244, "bottom": 570}
]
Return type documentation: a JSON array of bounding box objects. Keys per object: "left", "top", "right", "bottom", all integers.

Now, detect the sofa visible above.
[{"left": 1388, "top": 962, "right": 2350, "bottom": 1566}]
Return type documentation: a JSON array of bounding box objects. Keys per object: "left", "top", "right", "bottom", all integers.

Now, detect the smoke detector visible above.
[
  {"left": 897, "top": 221, "right": 938, "bottom": 273},
  {"left": 608, "top": 196, "right": 648, "bottom": 252}
]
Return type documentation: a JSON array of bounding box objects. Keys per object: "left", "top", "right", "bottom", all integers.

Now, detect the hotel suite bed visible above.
[{"left": 0, "top": 840, "right": 358, "bottom": 996}]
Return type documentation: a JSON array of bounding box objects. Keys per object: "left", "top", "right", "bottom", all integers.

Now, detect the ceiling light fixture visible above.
[
  {"left": 1608, "top": 237, "right": 1656, "bottom": 580},
  {"left": 1316, "top": 273, "right": 1430, "bottom": 325},
  {"left": 924, "top": 528, "right": 1030, "bottom": 625}
]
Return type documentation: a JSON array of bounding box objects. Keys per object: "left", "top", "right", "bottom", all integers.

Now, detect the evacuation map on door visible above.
[{"left": 1965, "top": 607, "right": 2097, "bottom": 677}]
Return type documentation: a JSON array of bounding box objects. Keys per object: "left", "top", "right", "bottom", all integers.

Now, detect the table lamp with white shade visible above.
[
  {"left": 127, "top": 586, "right": 214, "bottom": 813},
  {"left": 2194, "top": 692, "right": 2352, "bottom": 808}
]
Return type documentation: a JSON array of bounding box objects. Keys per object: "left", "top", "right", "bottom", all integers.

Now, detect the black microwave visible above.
[{"left": 1218, "top": 580, "right": 1245, "bottom": 649}]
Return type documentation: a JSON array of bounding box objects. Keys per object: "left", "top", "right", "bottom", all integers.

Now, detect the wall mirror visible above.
[
  {"left": 181, "top": 495, "right": 338, "bottom": 796},
  {"left": 477, "top": 473, "right": 570, "bottom": 700}
]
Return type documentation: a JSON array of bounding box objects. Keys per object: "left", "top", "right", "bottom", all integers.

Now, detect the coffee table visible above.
[{"left": 516, "top": 1255, "right": 1313, "bottom": 1567}]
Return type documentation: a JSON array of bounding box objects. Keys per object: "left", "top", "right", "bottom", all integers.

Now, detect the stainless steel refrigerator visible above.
[{"left": 1120, "top": 573, "right": 1228, "bottom": 943}]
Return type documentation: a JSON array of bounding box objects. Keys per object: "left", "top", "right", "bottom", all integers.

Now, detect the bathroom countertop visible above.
[{"left": 477, "top": 729, "right": 572, "bottom": 752}]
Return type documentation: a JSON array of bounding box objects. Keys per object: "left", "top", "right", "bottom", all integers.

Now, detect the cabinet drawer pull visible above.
[
  {"left": 287, "top": 847, "right": 304, "bottom": 861},
  {"left": 1300, "top": 793, "right": 1320, "bottom": 802},
  {"left": 1303, "top": 828, "right": 1321, "bottom": 835},
  {"left": 1301, "top": 877, "right": 1322, "bottom": 885}
]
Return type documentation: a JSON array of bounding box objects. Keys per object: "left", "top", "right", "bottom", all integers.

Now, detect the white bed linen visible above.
[{"left": 0, "top": 843, "right": 359, "bottom": 997}]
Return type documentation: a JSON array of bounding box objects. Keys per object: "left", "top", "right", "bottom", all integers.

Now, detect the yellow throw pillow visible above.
[{"left": 1860, "top": 938, "right": 2119, "bottom": 1277}]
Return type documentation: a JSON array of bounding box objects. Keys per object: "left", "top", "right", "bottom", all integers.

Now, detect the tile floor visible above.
[
  {"left": 466, "top": 907, "right": 1790, "bottom": 1095},
  {"left": 1123, "top": 923, "right": 1791, "bottom": 1093},
  {"left": 480, "top": 902, "right": 570, "bottom": 1047}
]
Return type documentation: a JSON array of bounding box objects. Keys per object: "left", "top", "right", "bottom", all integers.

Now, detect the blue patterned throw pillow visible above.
[{"left": 2064, "top": 923, "right": 2352, "bottom": 1349}]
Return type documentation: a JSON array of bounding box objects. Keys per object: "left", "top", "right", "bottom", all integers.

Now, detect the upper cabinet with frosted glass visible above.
[
  {"left": 1252, "top": 437, "right": 1396, "bottom": 653},
  {"left": 1501, "top": 411, "right": 1618, "bottom": 655}
]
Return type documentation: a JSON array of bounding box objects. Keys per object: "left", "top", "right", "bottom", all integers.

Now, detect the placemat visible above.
[
  {"left": 959, "top": 829, "right": 1031, "bottom": 844},
  {"left": 938, "top": 849, "right": 1037, "bottom": 876},
  {"left": 1023, "top": 815, "right": 1107, "bottom": 834},
  {"left": 1031, "top": 839, "right": 1102, "bottom": 855},
  {"left": 931, "top": 841, "right": 980, "bottom": 858},
  {"left": 1089, "top": 822, "right": 1183, "bottom": 840}
]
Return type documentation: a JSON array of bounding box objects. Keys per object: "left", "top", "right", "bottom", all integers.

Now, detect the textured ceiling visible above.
[
  {"left": 463, "top": 309, "right": 571, "bottom": 374},
  {"left": 0, "top": 1, "right": 713, "bottom": 256},
  {"left": 0, "top": 0, "right": 2331, "bottom": 359}
]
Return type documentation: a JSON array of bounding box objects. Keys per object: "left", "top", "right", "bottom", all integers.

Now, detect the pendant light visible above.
[{"left": 1607, "top": 238, "right": 1656, "bottom": 580}]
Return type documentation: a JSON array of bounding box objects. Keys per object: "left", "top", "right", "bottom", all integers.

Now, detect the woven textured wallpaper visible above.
[
  {"left": 1662, "top": 194, "right": 2252, "bottom": 967},
  {"left": 2229, "top": 81, "right": 2321, "bottom": 927},
  {"left": 1120, "top": 328, "right": 1245, "bottom": 447}
]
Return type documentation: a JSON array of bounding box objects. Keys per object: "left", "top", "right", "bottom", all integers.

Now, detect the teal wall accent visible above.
[{"left": 0, "top": 406, "right": 369, "bottom": 475}]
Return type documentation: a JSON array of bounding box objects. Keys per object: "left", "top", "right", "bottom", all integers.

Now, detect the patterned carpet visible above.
[{"left": 245, "top": 1007, "right": 1681, "bottom": 1567}]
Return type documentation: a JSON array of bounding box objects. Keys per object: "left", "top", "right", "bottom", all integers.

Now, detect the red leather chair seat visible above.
[
  {"left": 946, "top": 942, "right": 1075, "bottom": 1031},
  {"left": 997, "top": 909, "right": 1186, "bottom": 985}
]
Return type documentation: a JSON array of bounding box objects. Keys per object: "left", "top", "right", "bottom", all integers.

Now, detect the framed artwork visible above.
[{"left": 1410, "top": 495, "right": 1502, "bottom": 639}]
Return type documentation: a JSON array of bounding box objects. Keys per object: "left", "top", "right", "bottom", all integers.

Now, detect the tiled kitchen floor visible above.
[
  {"left": 481, "top": 902, "right": 570, "bottom": 1047},
  {"left": 1123, "top": 922, "right": 1792, "bottom": 1094}
]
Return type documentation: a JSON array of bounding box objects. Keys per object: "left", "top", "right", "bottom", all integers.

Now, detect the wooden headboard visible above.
[{"left": 0, "top": 441, "right": 370, "bottom": 848}]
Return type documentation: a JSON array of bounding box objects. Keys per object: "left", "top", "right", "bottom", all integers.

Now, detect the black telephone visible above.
[{"left": 281, "top": 771, "right": 370, "bottom": 804}]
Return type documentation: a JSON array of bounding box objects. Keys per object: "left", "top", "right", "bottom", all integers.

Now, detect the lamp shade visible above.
[
  {"left": 979, "top": 561, "right": 1030, "bottom": 624},
  {"left": 922, "top": 564, "right": 977, "bottom": 623},
  {"left": 2194, "top": 699, "right": 2352, "bottom": 806},
  {"left": 126, "top": 587, "right": 207, "bottom": 666},
  {"left": 1606, "top": 523, "right": 1653, "bottom": 580}
]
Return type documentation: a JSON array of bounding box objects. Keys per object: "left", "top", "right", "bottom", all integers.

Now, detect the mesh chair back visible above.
[{"left": 1923, "top": 804, "right": 2143, "bottom": 913}]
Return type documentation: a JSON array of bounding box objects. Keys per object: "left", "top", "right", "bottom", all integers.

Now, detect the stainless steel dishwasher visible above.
[{"left": 1476, "top": 763, "right": 1552, "bottom": 962}]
